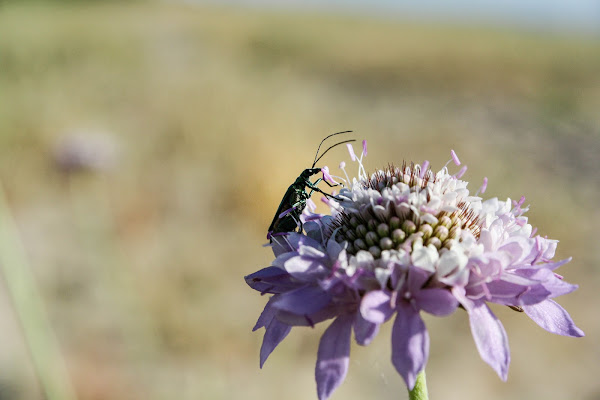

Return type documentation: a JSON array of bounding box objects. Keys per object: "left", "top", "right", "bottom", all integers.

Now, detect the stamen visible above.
[
  {"left": 481, "top": 282, "right": 491, "bottom": 300},
  {"left": 511, "top": 196, "right": 527, "bottom": 217},
  {"left": 554, "top": 272, "right": 564, "bottom": 280},
  {"left": 389, "top": 290, "right": 398, "bottom": 306},
  {"left": 330, "top": 174, "right": 347, "bottom": 184},
  {"left": 514, "top": 196, "right": 526, "bottom": 208},
  {"left": 280, "top": 233, "right": 293, "bottom": 250},
  {"left": 419, "top": 160, "right": 430, "bottom": 179},
  {"left": 305, "top": 214, "right": 322, "bottom": 221},
  {"left": 321, "top": 166, "right": 338, "bottom": 185},
  {"left": 476, "top": 177, "right": 488, "bottom": 195},
  {"left": 279, "top": 206, "right": 296, "bottom": 218},
  {"left": 356, "top": 142, "right": 368, "bottom": 180},
  {"left": 451, "top": 150, "right": 461, "bottom": 165},
  {"left": 453, "top": 165, "right": 467, "bottom": 179},
  {"left": 347, "top": 143, "right": 357, "bottom": 161},
  {"left": 339, "top": 161, "right": 351, "bottom": 188}
]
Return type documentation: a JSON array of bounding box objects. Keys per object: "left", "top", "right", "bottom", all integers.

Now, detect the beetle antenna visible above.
[
  {"left": 312, "top": 130, "right": 354, "bottom": 168},
  {"left": 313, "top": 139, "right": 356, "bottom": 167}
]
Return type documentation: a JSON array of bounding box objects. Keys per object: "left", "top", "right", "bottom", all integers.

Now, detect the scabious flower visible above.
[
  {"left": 53, "top": 131, "right": 118, "bottom": 174},
  {"left": 245, "top": 141, "right": 583, "bottom": 400}
]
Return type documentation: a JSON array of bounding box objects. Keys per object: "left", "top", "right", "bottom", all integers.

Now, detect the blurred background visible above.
[{"left": 0, "top": 0, "right": 599, "bottom": 399}]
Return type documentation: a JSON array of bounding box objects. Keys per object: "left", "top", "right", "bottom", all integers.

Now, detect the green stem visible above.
[
  {"left": 409, "top": 370, "right": 429, "bottom": 400},
  {"left": 0, "top": 183, "right": 77, "bottom": 400}
]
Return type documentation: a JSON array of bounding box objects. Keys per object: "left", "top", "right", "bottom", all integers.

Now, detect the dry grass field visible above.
[{"left": 0, "top": 2, "right": 599, "bottom": 399}]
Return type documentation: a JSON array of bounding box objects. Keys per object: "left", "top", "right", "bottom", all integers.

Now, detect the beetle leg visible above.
[
  {"left": 306, "top": 181, "right": 344, "bottom": 201},
  {"left": 306, "top": 179, "right": 331, "bottom": 196}
]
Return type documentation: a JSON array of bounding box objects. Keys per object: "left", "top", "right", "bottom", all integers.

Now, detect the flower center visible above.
[{"left": 330, "top": 164, "right": 482, "bottom": 258}]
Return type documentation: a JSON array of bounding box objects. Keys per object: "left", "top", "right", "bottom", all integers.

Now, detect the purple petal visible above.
[
  {"left": 536, "top": 257, "right": 571, "bottom": 271},
  {"left": 326, "top": 238, "right": 344, "bottom": 261},
  {"left": 260, "top": 318, "right": 292, "bottom": 368},
  {"left": 391, "top": 303, "right": 429, "bottom": 390},
  {"left": 270, "top": 236, "right": 295, "bottom": 256},
  {"left": 414, "top": 288, "right": 458, "bottom": 316},
  {"left": 498, "top": 237, "right": 530, "bottom": 263},
  {"left": 477, "top": 229, "right": 495, "bottom": 252},
  {"left": 353, "top": 312, "right": 380, "bottom": 346},
  {"left": 465, "top": 299, "right": 510, "bottom": 381},
  {"left": 253, "top": 297, "right": 277, "bottom": 331},
  {"left": 245, "top": 267, "right": 298, "bottom": 294},
  {"left": 272, "top": 252, "right": 296, "bottom": 268},
  {"left": 298, "top": 244, "right": 326, "bottom": 259},
  {"left": 523, "top": 299, "right": 584, "bottom": 337},
  {"left": 518, "top": 272, "right": 579, "bottom": 304},
  {"left": 275, "top": 305, "right": 338, "bottom": 327},
  {"left": 284, "top": 255, "right": 328, "bottom": 281},
  {"left": 360, "top": 290, "right": 395, "bottom": 324},
  {"left": 406, "top": 267, "right": 430, "bottom": 290},
  {"left": 272, "top": 232, "right": 322, "bottom": 257},
  {"left": 272, "top": 286, "right": 332, "bottom": 315},
  {"left": 498, "top": 271, "right": 543, "bottom": 286},
  {"left": 520, "top": 236, "right": 558, "bottom": 264},
  {"left": 481, "top": 280, "right": 529, "bottom": 305},
  {"left": 316, "top": 314, "right": 354, "bottom": 400},
  {"left": 304, "top": 220, "right": 325, "bottom": 243},
  {"left": 296, "top": 232, "right": 324, "bottom": 248}
]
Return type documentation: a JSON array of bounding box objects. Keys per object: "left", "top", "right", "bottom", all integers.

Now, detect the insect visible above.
[{"left": 267, "top": 131, "right": 355, "bottom": 242}]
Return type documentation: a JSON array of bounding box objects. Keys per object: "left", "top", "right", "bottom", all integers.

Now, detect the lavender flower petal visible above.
[
  {"left": 260, "top": 318, "right": 292, "bottom": 368},
  {"left": 284, "top": 256, "right": 329, "bottom": 281},
  {"left": 245, "top": 267, "right": 297, "bottom": 294},
  {"left": 315, "top": 315, "right": 353, "bottom": 400},
  {"left": 391, "top": 303, "right": 429, "bottom": 390},
  {"left": 360, "top": 290, "right": 395, "bottom": 324},
  {"left": 353, "top": 312, "right": 380, "bottom": 346},
  {"left": 271, "top": 252, "right": 296, "bottom": 268},
  {"left": 275, "top": 305, "right": 339, "bottom": 327},
  {"left": 253, "top": 297, "right": 277, "bottom": 331},
  {"left": 272, "top": 286, "right": 332, "bottom": 315},
  {"left": 414, "top": 288, "right": 459, "bottom": 317},
  {"left": 464, "top": 298, "right": 510, "bottom": 381},
  {"left": 271, "top": 232, "right": 322, "bottom": 257},
  {"left": 523, "top": 299, "right": 584, "bottom": 337},
  {"left": 517, "top": 270, "right": 579, "bottom": 303}
]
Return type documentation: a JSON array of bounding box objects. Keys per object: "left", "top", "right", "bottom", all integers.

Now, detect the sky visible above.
[{"left": 198, "top": 0, "right": 600, "bottom": 36}]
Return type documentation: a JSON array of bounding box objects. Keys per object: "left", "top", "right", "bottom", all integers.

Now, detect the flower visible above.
[
  {"left": 245, "top": 142, "right": 583, "bottom": 400},
  {"left": 53, "top": 131, "right": 118, "bottom": 173}
]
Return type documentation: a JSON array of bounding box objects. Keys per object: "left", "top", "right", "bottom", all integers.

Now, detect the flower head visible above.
[
  {"left": 53, "top": 131, "right": 118, "bottom": 173},
  {"left": 246, "top": 142, "right": 583, "bottom": 400}
]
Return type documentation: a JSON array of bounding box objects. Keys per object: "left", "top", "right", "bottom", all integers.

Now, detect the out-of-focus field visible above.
[{"left": 0, "top": 2, "right": 599, "bottom": 399}]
